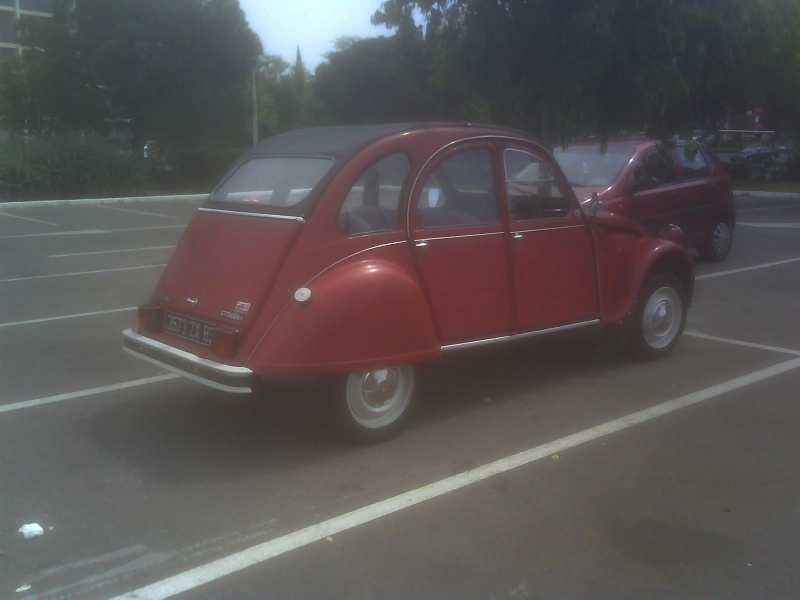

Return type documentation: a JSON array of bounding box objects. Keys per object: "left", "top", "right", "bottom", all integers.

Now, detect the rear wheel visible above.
[
  {"left": 700, "top": 220, "right": 733, "bottom": 262},
  {"left": 631, "top": 273, "right": 687, "bottom": 358},
  {"left": 336, "top": 365, "right": 416, "bottom": 441}
]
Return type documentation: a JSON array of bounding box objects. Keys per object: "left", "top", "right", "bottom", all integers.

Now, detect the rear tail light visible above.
[
  {"left": 137, "top": 304, "right": 162, "bottom": 333},
  {"left": 210, "top": 326, "right": 241, "bottom": 358}
]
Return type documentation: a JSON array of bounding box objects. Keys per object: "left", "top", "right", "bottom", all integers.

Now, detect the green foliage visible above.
[
  {"left": 370, "top": 0, "right": 800, "bottom": 142},
  {"left": 0, "top": 137, "right": 148, "bottom": 201},
  {"left": 0, "top": 2, "right": 107, "bottom": 136},
  {"left": 73, "top": 0, "right": 262, "bottom": 149},
  {"left": 0, "top": 0, "right": 263, "bottom": 198},
  {"left": 4, "top": 0, "right": 800, "bottom": 200},
  {"left": 314, "top": 26, "right": 442, "bottom": 125},
  {"left": 254, "top": 51, "right": 322, "bottom": 138}
]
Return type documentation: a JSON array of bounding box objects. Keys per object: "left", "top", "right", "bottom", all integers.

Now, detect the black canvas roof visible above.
[
  {"left": 244, "top": 122, "right": 525, "bottom": 161},
  {"left": 249, "top": 123, "right": 416, "bottom": 159}
]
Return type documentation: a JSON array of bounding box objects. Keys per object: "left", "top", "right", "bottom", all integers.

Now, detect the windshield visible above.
[
  {"left": 553, "top": 146, "right": 635, "bottom": 187},
  {"left": 211, "top": 157, "right": 334, "bottom": 207}
]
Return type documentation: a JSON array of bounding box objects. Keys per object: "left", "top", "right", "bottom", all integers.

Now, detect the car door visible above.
[
  {"left": 503, "top": 146, "right": 600, "bottom": 330},
  {"left": 672, "top": 144, "right": 724, "bottom": 246},
  {"left": 410, "top": 144, "right": 515, "bottom": 343},
  {"left": 626, "top": 144, "right": 684, "bottom": 236}
]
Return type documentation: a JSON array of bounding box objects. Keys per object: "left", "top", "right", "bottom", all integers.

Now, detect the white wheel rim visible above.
[
  {"left": 346, "top": 366, "right": 414, "bottom": 429},
  {"left": 642, "top": 287, "right": 683, "bottom": 349}
]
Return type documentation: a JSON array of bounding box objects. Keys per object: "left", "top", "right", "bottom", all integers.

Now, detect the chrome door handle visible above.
[
  {"left": 513, "top": 232, "right": 524, "bottom": 240},
  {"left": 414, "top": 241, "right": 428, "bottom": 248}
]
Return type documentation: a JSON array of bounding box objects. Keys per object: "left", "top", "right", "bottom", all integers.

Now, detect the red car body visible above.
[
  {"left": 554, "top": 139, "right": 736, "bottom": 261},
  {"left": 123, "top": 124, "right": 695, "bottom": 438}
]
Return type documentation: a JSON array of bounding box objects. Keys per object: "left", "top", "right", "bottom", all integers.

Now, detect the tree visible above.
[
  {"left": 0, "top": 1, "right": 106, "bottom": 136},
  {"left": 372, "top": 0, "right": 800, "bottom": 142},
  {"left": 314, "top": 18, "right": 440, "bottom": 125},
  {"left": 72, "top": 0, "right": 262, "bottom": 150},
  {"left": 254, "top": 48, "right": 320, "bottom": 137}
]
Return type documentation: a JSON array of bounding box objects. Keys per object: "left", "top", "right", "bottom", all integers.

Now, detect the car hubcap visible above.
[
  {"left": 712, "top": 222, "right": 732, "bottom": 257},
  {"left": 346, "top": 366, "right": 414, "bottom": 429},
  {"left": 642, "top": 287, "right": 682, "bottom": 349}
]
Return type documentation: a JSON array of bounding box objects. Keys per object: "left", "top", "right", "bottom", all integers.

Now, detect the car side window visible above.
[
  {"left": 676, "top": 145, "right": 713, "bottom": 179},
  {"left": 338, "top": 152, "right": 410, "bottom": 235},
  {"left": 416, "top": 149, "right": 497, "bottom": 228},
  {"left": 632, "top": 146, "right": 677, "bottom": 190},
  {"left": 504, "top": 149, "right": 570, "bottom": 221}
]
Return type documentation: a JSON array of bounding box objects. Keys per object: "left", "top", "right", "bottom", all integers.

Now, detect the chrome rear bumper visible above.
[{"left": 123, "top": 329, "right": 252, "bottom": 394}]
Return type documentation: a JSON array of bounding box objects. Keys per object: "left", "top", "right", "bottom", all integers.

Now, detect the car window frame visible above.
[
  {"left": 412, "top": 145, "right": 501, "bottom": 230},
  {"left": 337, "top": 151, "right": 412, "bottom": 237},
  {"left": 502, "top": 147, "right": 573, "bottom": 222},
  {"left": 629, "top": 144, "right": 680, "bottom": 193}
]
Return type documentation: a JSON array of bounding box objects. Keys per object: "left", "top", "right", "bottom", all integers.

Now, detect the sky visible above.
[{"left": 239, "top": 0, "right": 393, "bottom": 70}]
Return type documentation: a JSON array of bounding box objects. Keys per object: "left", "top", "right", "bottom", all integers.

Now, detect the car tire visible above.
[
  {"left": 333, "top": 364, "right": 416, "bottom": 441},
  {"left": 630, "top": 273, "right": 687, "bottom": 359},
  {"left": 700, "top": 220, "right": 733, "bottom": 262}
]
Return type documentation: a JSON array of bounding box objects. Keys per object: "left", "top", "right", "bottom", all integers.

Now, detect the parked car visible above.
[
  {"left": 123, "top": 124, "right": 694, "bottom": 439},
  {"left": 728, "top": 144, "right": 782, "bottom": 162},
  {"left": 553, "top": 139, "right": 736, "bottom": 261}
]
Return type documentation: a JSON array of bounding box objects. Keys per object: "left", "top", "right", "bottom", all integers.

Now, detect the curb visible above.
[
  {"left": 1, "top": 194, "right": 208, "bottom": 208},
  {"left": 733, "top": 190, "right": 800, "bottom": 200}
]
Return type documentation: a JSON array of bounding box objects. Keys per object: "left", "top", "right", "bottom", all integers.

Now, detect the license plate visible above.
[{"left": 164, "top": 312, "right": 213, "bottom": 345}]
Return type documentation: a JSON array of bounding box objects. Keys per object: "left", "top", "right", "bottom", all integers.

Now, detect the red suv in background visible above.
[{"left": 554, "top": 139, "right": 736, "bottom": 261}]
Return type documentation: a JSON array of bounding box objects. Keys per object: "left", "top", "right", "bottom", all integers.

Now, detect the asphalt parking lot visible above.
[{"left": 1, "top": 194, "right": 799, "bottom": 599}]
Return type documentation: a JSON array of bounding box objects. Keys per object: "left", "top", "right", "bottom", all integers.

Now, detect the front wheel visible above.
[
  {"left": 335, "top": 365, "right": 416, "bottom": 441},
  {"left": 700, "top": 220, "right": 733, "bottom": 262},
  {"left": 631, "top": 274, "right": 687, "bottom": 359}
]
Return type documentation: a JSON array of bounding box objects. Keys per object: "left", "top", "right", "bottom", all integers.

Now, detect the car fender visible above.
[
  {"left": 247, "top": 259, "right": 440, "bottom": 375},
  {"left": 597, "top": 233, "right": 694, "bottom": 324}
]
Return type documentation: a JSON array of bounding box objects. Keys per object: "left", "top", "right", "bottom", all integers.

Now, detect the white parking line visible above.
[
  {"left": 685, "top": 330, "right": 800, "bottom": 356},
  {"left": 696, "top": 257, "right": 800, "bottom": 279},
  {"left": 0, "top": 210, "right": 60, "bottom": 226},
  {"left": 0, "top": 307, "right": 136, "bottom": 329},
  {"left": 0, "top": 264, "right": 166, "bottom": 283},
  {"left": 98, "top": 205, "right": 180, "bottom": 219},
  {"left": 0, "top": 375, "right": 179, "bottom": 415},
  {"left": 50, "top": 246, "right": 175, "bottom": 258},
  {"left": 111, "top": 355, "right": 800, "bottom": 600},
  {"left": 0, "top": 225, "right": 184, "bottom": 239}
]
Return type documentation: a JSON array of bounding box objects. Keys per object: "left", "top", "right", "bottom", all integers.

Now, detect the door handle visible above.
[
  {"left": 513, "top": 232, "right": 524, "bottom": 240},
  {"left": 414, "top": 241, "right": 428, "bottom": 248}
]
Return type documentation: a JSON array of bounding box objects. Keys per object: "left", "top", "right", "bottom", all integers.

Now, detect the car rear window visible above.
[
  {"left": 210, "top": 157, "right": 334, "bottom": 207},
  {"left": 553, "top": 146, "right": 635, "bottom": 186}
]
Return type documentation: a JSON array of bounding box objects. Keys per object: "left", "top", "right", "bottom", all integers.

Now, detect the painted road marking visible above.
[
  {"left": 0, "top": 225, "right": 184, "bottom": 239},
  {"left": 0, "top": 307, "right": 137, "bottom": 329},
  {"left": 0, "top": 210, "right": 60, "bottom": 226},
  {"left": 111, "top": 355, "right": 800, "bottom": 600},
  {"left": 98, "top": 205, "right": 180, "bottom": 219},
  {"left": 696, "top": 257, "right": 800, "bottom": 280},
  {"left": 685, "top": 330, "right": 800, "bottom": 356},
  {"left": 0, "top": 264, "right": 166, "bottom": 283},
  {"left": 50, "top": 245, "right": 175, "bottom": 258},
  {"left": 0, "top": 375, "right": 179, "bottom": 415}
]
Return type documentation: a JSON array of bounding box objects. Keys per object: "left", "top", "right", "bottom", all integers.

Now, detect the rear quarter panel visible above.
[{"left": 246, "top": 252, "right": 439, "bottom": 375}]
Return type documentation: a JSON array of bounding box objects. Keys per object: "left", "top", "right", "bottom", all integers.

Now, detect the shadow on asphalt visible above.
[{"left": 73, "top": 337, "right": 625, "bottom": 482}]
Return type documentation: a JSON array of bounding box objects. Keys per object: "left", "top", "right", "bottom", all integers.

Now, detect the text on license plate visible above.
[{"left": 164, "top": 312, "right": 212, "bottom": 345}]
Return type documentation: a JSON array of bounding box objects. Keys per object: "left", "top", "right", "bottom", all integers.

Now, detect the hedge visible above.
[{"left": 0, "top": 137, "right": 247, "bottom": 201}]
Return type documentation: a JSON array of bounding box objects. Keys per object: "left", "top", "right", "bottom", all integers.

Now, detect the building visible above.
[{"left": 0, "top": 0, "right": 56, "bottom": 61}]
